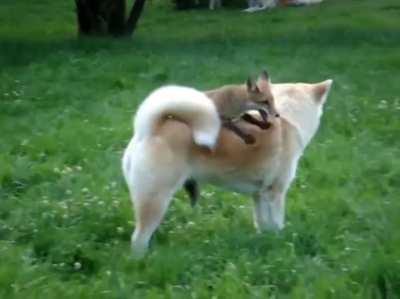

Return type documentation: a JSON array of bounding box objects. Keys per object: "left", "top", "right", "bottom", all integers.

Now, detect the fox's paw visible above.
[{"left": 259, "top": 121, "right": 272, "bottom": 130}]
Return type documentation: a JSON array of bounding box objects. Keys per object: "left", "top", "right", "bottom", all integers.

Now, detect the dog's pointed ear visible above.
[
  {"left": 313, "top": 79, "right": 333, "bottom": 104},
  {"left": 246, "top": 77, "right": 259, "bottom": 93},
  {"left": 256, "top": 70, "right": 271, "bottom": 92}
]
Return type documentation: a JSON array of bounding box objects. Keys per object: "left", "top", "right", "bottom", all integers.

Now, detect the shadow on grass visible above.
[
  {"left": 0, "top": 37, "right": 131, "bottom": 69},
  {"left": 1, "top": 26, "right": 398, "bottom": 70}
]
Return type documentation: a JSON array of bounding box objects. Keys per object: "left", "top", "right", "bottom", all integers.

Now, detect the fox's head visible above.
[{"left": 244, "top": 70, "right": 280, "bottom": 118}]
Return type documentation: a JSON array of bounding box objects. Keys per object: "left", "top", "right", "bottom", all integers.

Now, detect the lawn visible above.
[{"left": 0, "top": 0, "right": 399, "bottom": 298}]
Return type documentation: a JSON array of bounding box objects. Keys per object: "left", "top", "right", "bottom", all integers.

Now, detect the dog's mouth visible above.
[{"left": 260, "top": 101, "right": 279, "bottom": 118}]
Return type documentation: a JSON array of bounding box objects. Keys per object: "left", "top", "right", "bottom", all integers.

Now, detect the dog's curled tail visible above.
[{"left": 133, "top": 85, "right": 221, "bottom": 148}]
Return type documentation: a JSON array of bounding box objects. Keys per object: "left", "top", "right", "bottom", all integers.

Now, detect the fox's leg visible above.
[
  {"left": 252, "top": 186, "right": 287, "bottom": 232},
  {"left": 222, "top": 120, "right": 256, "bottom": 144},
  {"left": 242, "top": 113, "right": 271, "bottom": 130}
]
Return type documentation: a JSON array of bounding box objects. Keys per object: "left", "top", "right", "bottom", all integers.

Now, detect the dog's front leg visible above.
[{"left": 252, "top": 187, "right": 286, "bottom": 232}]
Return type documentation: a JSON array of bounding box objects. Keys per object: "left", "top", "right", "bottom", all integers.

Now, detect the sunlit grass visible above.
[{"left": 1, "top": 0, "right": 400, "bottom": 298}]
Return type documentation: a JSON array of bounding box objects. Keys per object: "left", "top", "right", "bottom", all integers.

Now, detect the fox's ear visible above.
[
  {"left": 313, "top": 79, "right": 333, "bottom": 104},
  {"left": 246, "top": 77, "right": 259, "bottom": 93},
  {"left": 256, "top": 70, "right": 271, "bottom": 93}
]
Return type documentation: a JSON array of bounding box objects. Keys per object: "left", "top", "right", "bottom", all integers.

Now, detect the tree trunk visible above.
[
  {"left": 124, "top": 0, "right": 147, "bottom": 36},
  {"left": 75, "top": 0, "right": 146, "bottom": 37}
]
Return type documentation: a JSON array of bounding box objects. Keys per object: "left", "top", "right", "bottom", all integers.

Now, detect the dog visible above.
[
  {"left": 209, "top": 0, "right": 324, "bottom": 12},
  {"left": 122, "top": 76, "right": 333, "bottom": 257},
  {"left": 209, "top": 0, "right": 222, "bottom": 10}
]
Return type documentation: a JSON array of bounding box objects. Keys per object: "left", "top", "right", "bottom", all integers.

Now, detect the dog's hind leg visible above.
[
  {"left": 123, "top": 139, "right": 189, "bottom": 258},
  {"left": 130, "top": 173, "right": 187, "bottom": 257},
  {"left": 131, "top": 187, "right": 177, "bottom": 258}
]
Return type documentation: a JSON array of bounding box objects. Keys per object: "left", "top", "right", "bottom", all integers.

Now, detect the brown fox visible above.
[
  {"left": 206, "top": 70, "right": 280, "bottom": 145},
  {"left": 184, "top": 71, "right": 280, "bottom": 206}
]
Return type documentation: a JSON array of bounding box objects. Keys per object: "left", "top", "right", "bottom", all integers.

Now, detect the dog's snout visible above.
[{"left": 275, "top": 113, "right": 280, "bottom": 118}]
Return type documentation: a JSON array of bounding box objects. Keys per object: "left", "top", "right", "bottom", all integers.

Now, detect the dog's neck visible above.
[{"left": 273, "top": 89, "right": 322, "bottom": 149}]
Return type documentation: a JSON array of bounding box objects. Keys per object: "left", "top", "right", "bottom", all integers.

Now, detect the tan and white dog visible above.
[{"left": 122, "top": 77, "right": 333, "bottom": 257}]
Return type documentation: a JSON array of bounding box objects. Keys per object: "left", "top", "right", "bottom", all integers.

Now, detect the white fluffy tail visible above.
[{"left": 133, "top": 85, "right": 221, "bottom": 148}]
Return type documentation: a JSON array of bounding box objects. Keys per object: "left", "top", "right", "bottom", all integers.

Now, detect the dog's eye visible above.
[{"left": 262, "top": 100, "right": 270, "bottom": 105}]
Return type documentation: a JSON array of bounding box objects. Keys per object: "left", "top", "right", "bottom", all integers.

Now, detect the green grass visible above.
[{"left": 1, "top": 0, "right": 400, "bottom": 298}]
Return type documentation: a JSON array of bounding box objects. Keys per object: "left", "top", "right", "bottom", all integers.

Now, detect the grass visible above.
[{"left": 1, "top": 0, "right": 400, "bottom": 297}]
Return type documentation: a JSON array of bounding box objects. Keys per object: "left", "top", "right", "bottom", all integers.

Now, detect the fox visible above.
[
  {"left": 205, "top": 70, "right": 280, "bottom": 145},
  {"left": 122, "top": 73, "right": 333, "bottom": 257},
  {"left": 183, "top": 71, "right": 280, "bottom": 206}
]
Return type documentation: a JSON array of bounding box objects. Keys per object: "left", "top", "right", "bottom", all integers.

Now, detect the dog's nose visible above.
[{"left": 275, "top": 113, "right": 280, "bottom": 118}]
